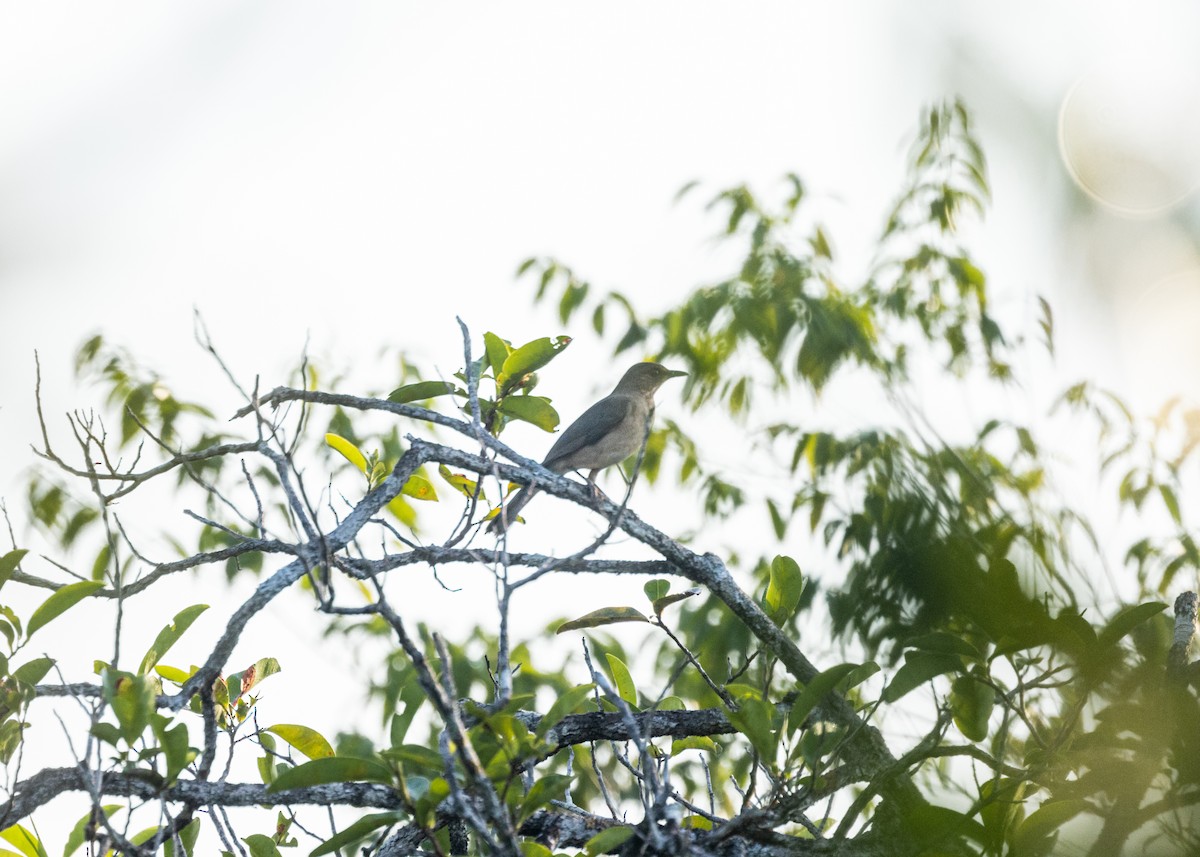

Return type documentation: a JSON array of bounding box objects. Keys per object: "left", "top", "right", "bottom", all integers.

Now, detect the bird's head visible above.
[{"left": 615, "top": 362, "right": 688, "bottom": 395}]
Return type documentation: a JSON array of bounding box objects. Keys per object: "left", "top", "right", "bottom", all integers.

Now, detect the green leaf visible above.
[
  {"left": 157, "top": 715, "right": 194, "bottom": 782},
  {"left": 583, "top": 826, "right": 635, "bottom": 857},
  {"left": 907, "top": 632, "right": 982, "bottom": 660},
  {"left": 521, "top": 842, "right": 553, "bottom": 857},
  {"left": 12, "top": 657, "right": 54, "bottom": 687},
  {"left": 499, "top": 336, "right": 572, "bottom": 387},
  {"left": 26, "top": 581, "right": 103, "bottom": 639},
  {"left": 387, "top": 495, "right": 417, "bottom": 527},
  {"left": 401, "top": 473, "right": 439, "bottom": 502},
  {"left": 325, "top": 433, "right": 368, "bottom": 474},
  {"left": 0, "top": 549, "right": 27, "bottom": 591},
  {"left": 0, "top": 824, "right": 47, "bottom": 857},
  {"left": 787, "top": 662, "right": 866, "bottom": 734},
  {"left": 164, "top": 819, "right": 200, "bottom": 857},
  {"left": 882, "top": 652, "right": 961, "bottom": 703},
  {"left": 63, "top": 805, "right": 123, "bottom": 856},
  {"left": 106, "top": 672, "right": 156, "bottom": 744},
  {"left": 437, "top": 464, "right": 480, "bottom": 499},
  {"left": 257, "top": 750, "right": 277, "bottom": 786},
  {"left": 0, "top": 721, "right": 23, "bottom": 765},
  {"left": 483, "top": 332, "right": 512, "bottom": 376},
  {"left": 604, "top": 654, "right": 638, "bottom": 707},
  {"left": 389, "top": 683, "right": 425, "bottom": 745},
  {"left": 265, "top": 724, "right": 335, "bottom": 760},
  {"left": 226, "top": 657, "right": 282, "bottom": 701},
  {"left": 240, "top": 835, "right": 282, "bottom": 857},
  {"left": 810, "top": 225, "right": 833, "bottom": 259},
  {"left": 671, "top": 736, "right": 718, "bottom": 755},
  {"left": 766, "top": 499, "right": 787, "bottom": 539},
  {"left": 643, "top": 579, "right": 670, "bottom": 602},
  {"left": 89, "top": 722, "right": 121, "bottom": 747},
  {"left": 765, "top": 555, "right": 803, "bottom": 624},
  {"left": 909, "top": 804, "right": 988, "bottom": 847},
  {"left": 556, "top": 607, "right": 650, "bottom": 634},
  {"left": 537, "top": 683, "right": 596, "bottom": 738},
  {"left": 652, "top": 588, "right": 700, "bottom": 616},
  {"left": 90, "top": 545, "right": 110, "bottom": 582},
  {"left": 726, "top": 693, "right": 778, "bottom": 761},
  {"left": 310, "top": 812, "right": 408, "bottom": 856},
  {"left": 382, "top": 743, "right": 444, "bottom": 775},
  {"left": 949, "top": 673, "right": 995, "bottom": 742},
  {"left": 155, "top": 665, "right": 195, "bottom": 684},
  {"left": 1159, "top": 483, "right": 1181, "bottom": 524},
  {"left": 519, "top": 773, "right": 573, "bottom": 821},
  {"left": 138, "top": 604, "right": 209, "bottom": 675},
  {"left": 1098, "top": 601, "right": 1167, "bottom": 649},
  {"left": 267, "top": 756, "right": 393, "bottom": 792},
  {"left": 388, "top": 381, "right": 462, "bottom": 404},
  {"left": 497, "top": 396, "right": 560, "bottom": 432},
  {"left": 1012, "top": 799, "right": 1089, "bottom": 854}
]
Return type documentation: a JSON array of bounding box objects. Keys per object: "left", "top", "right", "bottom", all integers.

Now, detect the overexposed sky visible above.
[
  {"left": 4, "top": 3, "right": 1199, "bottom": 470},
  {"left": 2, "top": 1, "right": 1200, "bottom": 846}
]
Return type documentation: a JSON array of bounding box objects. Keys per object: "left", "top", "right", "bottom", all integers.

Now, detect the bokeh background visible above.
[{"left": 2, "top": 1, "right": 1200, "bottom": 846}]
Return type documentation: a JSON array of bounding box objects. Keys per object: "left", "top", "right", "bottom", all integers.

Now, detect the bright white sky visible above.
[{"left": 2, "top": 1, "right": 1200, "bottom": 848}]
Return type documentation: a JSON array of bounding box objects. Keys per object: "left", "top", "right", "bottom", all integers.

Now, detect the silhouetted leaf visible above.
[
  {"left": 1012, "top": 799, "right": 1089, "bottom": 854},
  {"left": 949, "top": 673, "right": 995, "bottom": 741},
  {"left": 883, "top": 652, "right": 960, "bottom": 703},
  {"left": 1098, "top": 601, "right": 1166, "bottom": 649}
]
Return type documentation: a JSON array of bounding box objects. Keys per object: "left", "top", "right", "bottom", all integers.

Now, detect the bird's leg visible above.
[{"left": 583, "top": 469, "right": 610, "bottom": 504}]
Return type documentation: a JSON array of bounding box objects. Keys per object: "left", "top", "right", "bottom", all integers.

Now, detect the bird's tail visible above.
[{"left": 486, "top": 484, "right": 539, "bottom": 535}]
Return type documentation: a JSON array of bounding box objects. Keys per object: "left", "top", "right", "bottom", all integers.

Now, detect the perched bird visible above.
[{"left": 487, "top": 362, "right": 687, "bottom": 534}]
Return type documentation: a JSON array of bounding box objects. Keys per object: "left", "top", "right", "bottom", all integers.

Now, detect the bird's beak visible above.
[{"left": 666, "top": 369, "right": 688, "bottom": 379}]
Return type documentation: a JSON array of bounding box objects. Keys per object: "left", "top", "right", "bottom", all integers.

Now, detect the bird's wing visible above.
[{"left": 542, "top": 394, "right": 632, "bottom": 471}]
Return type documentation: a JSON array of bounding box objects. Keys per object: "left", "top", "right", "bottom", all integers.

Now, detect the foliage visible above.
[{"left": 1, "top": 99, "right": 1199, "bottom": 857}]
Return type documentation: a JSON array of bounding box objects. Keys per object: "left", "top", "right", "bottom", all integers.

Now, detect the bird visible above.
[{"left": 487, "top": 361, "right": 687, "bottom": 534}]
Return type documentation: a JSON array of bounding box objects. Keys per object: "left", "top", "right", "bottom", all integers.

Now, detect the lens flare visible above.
[{"left": 1058, "top": 48, "right": 1200, "bottom": 216}]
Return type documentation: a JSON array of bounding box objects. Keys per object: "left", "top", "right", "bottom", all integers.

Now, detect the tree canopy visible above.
[{"left": 2, "top": 100, "right": 1198, "bottom": 857}]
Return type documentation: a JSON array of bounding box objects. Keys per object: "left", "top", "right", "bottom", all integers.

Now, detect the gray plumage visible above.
[{"left": 487, "top": 362, "right": 686, "bottom": 534}]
